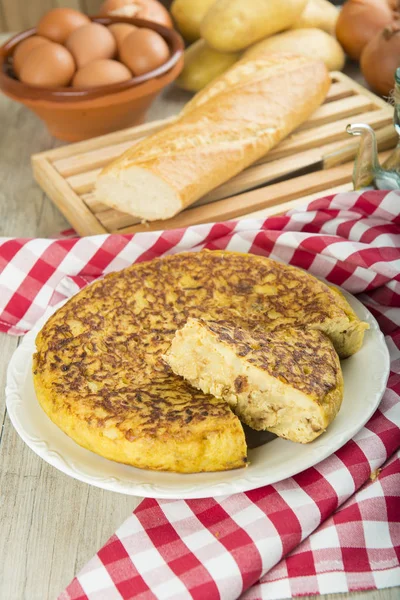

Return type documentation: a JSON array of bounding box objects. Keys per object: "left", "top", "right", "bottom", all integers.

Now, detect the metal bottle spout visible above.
[{"left": 347, "top": 123, "right": 400, "bottom": 191}]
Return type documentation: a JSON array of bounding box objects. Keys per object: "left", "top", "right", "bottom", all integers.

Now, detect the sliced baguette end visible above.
[{"left": 95, "top": 167, "right": 182, "bottom": 222}]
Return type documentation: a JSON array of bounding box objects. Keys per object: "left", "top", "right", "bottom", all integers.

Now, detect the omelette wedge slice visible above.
[
  {"left": 164, "top": 319, "right": 344, "bottom": 443},
  {"left": 34, "top": 372, "right": 246, "bottom": 473}
]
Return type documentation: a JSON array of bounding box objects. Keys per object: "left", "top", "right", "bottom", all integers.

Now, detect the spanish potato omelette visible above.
[
  {"left": 33, "top": 250, "right": 368, "bottom": 473},
  {"left": 165, "top": 319, "right": 344, "bottom": 443}
]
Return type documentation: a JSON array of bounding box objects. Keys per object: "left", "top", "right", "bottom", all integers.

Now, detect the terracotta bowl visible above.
[{"left": 0, "top": 16, "right": 184, "bottom": 141}]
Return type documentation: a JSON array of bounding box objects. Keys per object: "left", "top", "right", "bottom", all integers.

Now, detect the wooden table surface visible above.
[{"left": 0, "top": 32, "right": 398, "bottom": 599}]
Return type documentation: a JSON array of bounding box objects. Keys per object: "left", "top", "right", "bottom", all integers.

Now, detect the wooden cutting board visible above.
[{"left": 31, "top": 71, "right": 397, "bottom": 236}]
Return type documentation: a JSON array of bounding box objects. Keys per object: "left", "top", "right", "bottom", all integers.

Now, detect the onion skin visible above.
[
  {"left": 361, "top": 23, "right": 400, "bottom": 96},
  {"left": 336, "top": 0, "right": 395, "bottom": 61}
]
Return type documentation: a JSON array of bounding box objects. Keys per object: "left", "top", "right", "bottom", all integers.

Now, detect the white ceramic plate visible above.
[{"left": 6, "top": 291, "right": 389, "bottom": 499}]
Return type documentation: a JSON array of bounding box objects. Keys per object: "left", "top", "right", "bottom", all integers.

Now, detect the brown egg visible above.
[
  {"left": 100, "top": 0, "right": 139, "bottom": 16},
  {"left": 13, "top": 35, "right": 51, "bottom": 77},
  {"left": 72, "top": 59, "right": 132, "bottom": 88},
  {"left": 37, "top": 8, "right": 90, "bottom": 44},
  {"left": 108, "top": 23, "right": 137, "bottom": 55},
  {"left": 99, "top": 0, "right": 173, "bottom": 28},
  {"left": 20, "top": 43, "right": 75, "bottom": 88},
  {"left": 120, "top": 28, "right": 170, "bottom": 76},
  {"left": 66, "top": 22, "right": 117, "bottom": 69}
]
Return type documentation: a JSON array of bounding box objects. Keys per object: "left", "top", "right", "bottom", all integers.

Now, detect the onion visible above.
[
  {"left": 335, "top": 0, "right": 397, "bottom": 61},
  {"left": 361, "top": 22, "right": 400, "bottom": 96}
]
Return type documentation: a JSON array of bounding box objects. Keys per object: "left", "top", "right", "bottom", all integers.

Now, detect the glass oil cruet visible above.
[{"left": 346, "top": 67, "right": 400, "bottom": 190}]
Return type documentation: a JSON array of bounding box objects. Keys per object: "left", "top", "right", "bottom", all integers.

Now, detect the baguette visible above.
[{"left": 95, "top": 53, "right": 330, "bottom": 221}]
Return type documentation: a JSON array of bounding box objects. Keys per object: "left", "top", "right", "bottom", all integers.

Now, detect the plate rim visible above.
[{"left": 5, "top": 289, "right": 390, "bottom": 499}]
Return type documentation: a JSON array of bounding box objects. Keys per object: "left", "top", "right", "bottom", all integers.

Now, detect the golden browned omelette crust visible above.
[
  {"left": 165, "top": 319, "right": 343, "bottom": 443},
  {"left": 33, "top": 250, "right": 367, "bottom": 473}
]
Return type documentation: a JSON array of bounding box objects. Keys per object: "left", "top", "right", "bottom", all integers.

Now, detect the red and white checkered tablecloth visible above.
[{"left": 1, "top": 190, "right": 399, "bottom": 599}]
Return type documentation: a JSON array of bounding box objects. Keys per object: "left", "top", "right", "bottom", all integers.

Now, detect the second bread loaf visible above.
[{"left": 95, "top": 53, "right": 330, "bottom": 221}]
